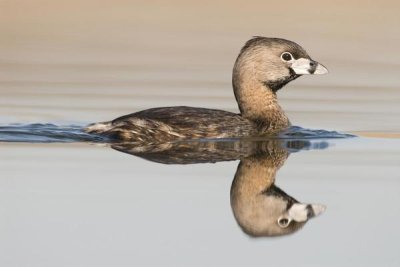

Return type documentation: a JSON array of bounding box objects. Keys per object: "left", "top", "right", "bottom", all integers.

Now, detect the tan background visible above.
[{"left": 1, "top": 0, "right": 399, "bottom": 131}]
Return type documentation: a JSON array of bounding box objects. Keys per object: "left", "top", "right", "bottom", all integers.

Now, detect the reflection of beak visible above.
[
  {"left": 288, "top": 203, "right": 327, "bottom": 222},
  {"left": 291, "top": 58, "right": 329, "bottom": 75}
]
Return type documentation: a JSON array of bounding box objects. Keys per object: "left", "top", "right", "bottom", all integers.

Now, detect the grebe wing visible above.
[{"left": 112, "top": 106, "right": 243, "bottom": 127}]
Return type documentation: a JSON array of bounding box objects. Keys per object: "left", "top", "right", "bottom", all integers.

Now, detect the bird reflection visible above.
[
  {"left": 230, "top": 141, "right": 326, "bottom": 237},
  {"left": 111, "top": 138, "right": 328, "bottom": 237}
]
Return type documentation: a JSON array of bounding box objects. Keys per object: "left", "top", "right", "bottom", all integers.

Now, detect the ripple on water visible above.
[
  {"left": 0, "top": 123, "right": 354, "bottom": 143},
  {"left": 0, "top": 123, "right": 106, "bottom": 143}
]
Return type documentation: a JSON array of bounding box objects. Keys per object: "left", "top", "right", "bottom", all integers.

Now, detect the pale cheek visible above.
[{"left": 264, "top": 66, "right": 290, "bottom": 81}]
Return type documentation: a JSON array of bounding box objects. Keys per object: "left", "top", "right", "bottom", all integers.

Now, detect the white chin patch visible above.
[
  {"left": 288, "top": 203, "right": 309, "bottom": 222},
  {"left": 291, "top": 58, "right": 313, "bottom": 75},
  {"left": 291, "top": 58, "right": 329, "bottom": 75}
]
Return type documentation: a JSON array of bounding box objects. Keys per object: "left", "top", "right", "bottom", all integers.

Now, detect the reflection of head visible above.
[
  {"left": 111, "top": 138, "right": 326, "bottom": 237},
  {"left": 230, "top": 150, "right": 325, "bottom": 237},
  {"left": 232, "top": 183, "right": 325, "bottom": 237}
]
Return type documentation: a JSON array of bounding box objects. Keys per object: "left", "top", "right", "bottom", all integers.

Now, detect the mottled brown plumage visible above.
[
  {"left": 106, "top": 106, "right": 258, "bottom": 143},
  {"left": 85, "top": 37, "right": 328, "bottom": 143}
]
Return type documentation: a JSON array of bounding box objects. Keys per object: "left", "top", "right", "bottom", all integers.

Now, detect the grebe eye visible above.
[
  {"left": 277, "top": 217, "right": 291, "bottom": 228},
  {"left": 281, "top": 52, "right": 293, "bottom": 62}
]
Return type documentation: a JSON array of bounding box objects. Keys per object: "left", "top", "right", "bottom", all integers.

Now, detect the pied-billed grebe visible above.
[{"left": 85, "top": 37, "right": 328, "bottom": 142}]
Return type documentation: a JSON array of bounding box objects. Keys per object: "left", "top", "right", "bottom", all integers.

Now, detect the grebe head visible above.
[
  {"left": 233, "top": 37, "right": 328, "bottom": 93},
  {"left": 232, "top": 37, "right": 328, "bottom": 123}
]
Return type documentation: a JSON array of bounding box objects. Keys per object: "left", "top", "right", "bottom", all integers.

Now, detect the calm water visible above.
[{"left": 1, "top": 1, "right": 400, "bottom": 266}]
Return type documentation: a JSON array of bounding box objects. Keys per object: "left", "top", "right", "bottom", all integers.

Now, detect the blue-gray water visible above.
[
  {"left": 2, "top": 136, "right": 399, "bottom": 267},
  {"left": 1, "top": 1, "right": 400, "bottom": 266}
]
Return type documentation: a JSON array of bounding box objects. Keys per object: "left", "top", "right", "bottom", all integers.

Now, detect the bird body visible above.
[
  {"left": 85, "top": 37, "right": 328, "bottom": 143},
  {"left": 86, "top": 106, "right": 257, "bottom": 142}
]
